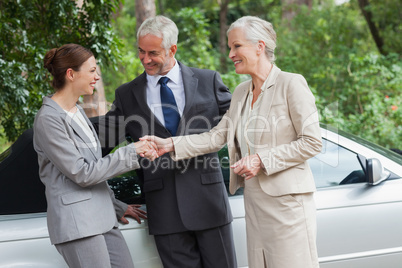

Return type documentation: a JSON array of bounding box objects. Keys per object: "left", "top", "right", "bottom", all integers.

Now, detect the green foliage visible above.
[
  {"left": 102, "top": 0, "right": 153, "bottom": 100},
  {"left": 276, "top": 1, "right": 374, "bottom": 97},
  {"left": 101, "top": 0, "right": 145, "bottom": 100},
  {"left": 362, "top": 0, "right": 402, "bottom": 54},
  {"left": 0, "top": 127, "right": 12, "bottom": 155},
  {"left": 275, "top": 1, "right": 401, "bottom": 149},
  {"left": 171, "top": 7, "right": 219, "bottom": 70},
  {"left": 341, "top": 53, "right": 401, "bottom": 149},
  {"left": 2, "top": 0, "right": 400, "bottom": 151},
  {"left": 0, "top": 0, "right": 121, "bottom": 142},
  {"left": 317, "top": 53, "right": 402, "bottom": 149}
]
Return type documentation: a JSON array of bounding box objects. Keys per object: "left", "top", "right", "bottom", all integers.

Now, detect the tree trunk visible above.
[
  {"left": 135, "top": 0, "right": 156, "bottom": 31},
  {"left": 219, "top": 0, "right": 230, "bottom": 73},
  {"left": 282, "top": 0, "right": 312, "bottom": 21},
  {"left": 75, "top": 0, "right": 107, "bottom": 117},
  {"left": 357, "top": 0, "right": 385, "bottom": 55}
]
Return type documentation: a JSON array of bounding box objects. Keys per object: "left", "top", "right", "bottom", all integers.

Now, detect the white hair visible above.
[
  {"left": 227, "top": 16, "right": 277, "bottom": 62},
  {"left": 137, "top": 15, "right": 179, "bottom": 52}
]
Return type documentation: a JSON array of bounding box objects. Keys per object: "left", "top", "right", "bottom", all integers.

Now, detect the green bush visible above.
[
  {"left": 342, "top": 53, "right": 401, "bottom": 149},
  {"left": 0, "top": 0, "right": 121, "bottom": 142},
  {"left": 274, "top": 1, "right": 401, "bottom": 149}
]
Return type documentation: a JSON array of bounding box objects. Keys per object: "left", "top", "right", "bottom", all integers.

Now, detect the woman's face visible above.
[
  {"left": 227, "top": 28, "right": 259, "bottom": 75},
  {"left": 73, "top": 56, "right": 100, "bottom": 95}
]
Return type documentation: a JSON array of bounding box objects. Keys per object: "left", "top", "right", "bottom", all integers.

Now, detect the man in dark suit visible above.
[{"left": 97, "top": 15, "right": 236, "bottom": 267}]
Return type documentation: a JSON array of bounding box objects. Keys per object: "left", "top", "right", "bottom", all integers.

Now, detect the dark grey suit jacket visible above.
[{"left": 97, "top": 61, "right": 233, "bottom": 235}]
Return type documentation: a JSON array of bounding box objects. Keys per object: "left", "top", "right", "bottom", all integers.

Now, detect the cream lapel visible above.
[
  {"left": 229, "top": 80, "right": 251, "bottom": 145},
  {"left": 254, "top": 65, "right": 281, "bottom": 144}
]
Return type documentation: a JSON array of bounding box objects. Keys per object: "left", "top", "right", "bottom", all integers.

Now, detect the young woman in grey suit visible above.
[
  {"left": 143, "top": 16, "right": 323, "bottom": 268},
  {"left": 33, "top": 44, "right": 157, "bottom": 268}
]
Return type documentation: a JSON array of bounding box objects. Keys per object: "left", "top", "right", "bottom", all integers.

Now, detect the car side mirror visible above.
[{"left": 367, "top": 158, "right": 390, "bottom": 185}]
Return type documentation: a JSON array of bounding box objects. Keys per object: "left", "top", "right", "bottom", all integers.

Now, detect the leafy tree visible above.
[
  {"left": 274, "top": 0, "right": 401, "bottom": 149},
  {"left": 357, "top": 0, "right": 402, "bottom": 55},
  {"left": 172, "top": 8, "right": 220, "bottom": 70},
  {"left": 341, "top": 53, "right": 401, "bottom": 148},
  {"left": 101, "top": 0, "right": 144, "bottom": 101},
  {"left": 0, "top": 0, "right": 121, "bottom": 142}
]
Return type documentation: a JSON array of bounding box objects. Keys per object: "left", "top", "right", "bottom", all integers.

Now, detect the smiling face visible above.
[
  {"left": 138, "top": 34, "right": 177, "bottom": 76},
  {"left": 228, "top": 27, "right": 260, "bottom": 75},
  {"left": 72, "top": 56, "right": 100, "bottom": 96}
]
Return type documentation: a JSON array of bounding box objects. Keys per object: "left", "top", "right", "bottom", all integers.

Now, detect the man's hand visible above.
[
  {"left": 119, "top": 204, "right": 147, "bottom": 224},
  {"left": 133, "top": 140, "right": 159, "bottom": 161},
  {"left": 231, "top": 154, "right": 262, "bottom": 180},
  {"left": 140, "top": 135, "right": 174, "bottom": 157}
]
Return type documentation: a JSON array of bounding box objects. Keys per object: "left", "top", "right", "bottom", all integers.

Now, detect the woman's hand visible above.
[
  {"left": 140, "top": 135, "right": 174, "bottom": 157},
  {"left": 231, "top": 154, "right": 262, "bottom": 180},
  {"left": 120, "top": 204, "right": 147, "bottom": 224},
  {"left": 133, "top": 140, "right": 159, "bottom": 161}
]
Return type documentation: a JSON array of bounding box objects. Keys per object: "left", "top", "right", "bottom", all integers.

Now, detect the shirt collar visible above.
[{"left": 147, "top": 59, "right": 180, "bottom": 87}]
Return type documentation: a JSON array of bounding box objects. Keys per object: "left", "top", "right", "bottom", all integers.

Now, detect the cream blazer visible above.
[{"left": 171, "top": 65, "right": 322, "bottom": 196}]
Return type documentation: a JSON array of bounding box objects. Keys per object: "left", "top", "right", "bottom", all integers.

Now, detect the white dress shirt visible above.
[
  {"left": 65, "top": 108, "right": 98, "bottom": 151},
  {"left": 145, "top": 59, "right": 185, "bottom": 127}
]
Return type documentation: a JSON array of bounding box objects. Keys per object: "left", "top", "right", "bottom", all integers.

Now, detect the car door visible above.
[{"left": 309, "top": 136, "right": 402, "bottom": 267}]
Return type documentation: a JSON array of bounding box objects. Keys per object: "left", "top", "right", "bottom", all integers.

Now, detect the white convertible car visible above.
[{"left": 1, "top": 124, "right": 401, "bottom": 267}]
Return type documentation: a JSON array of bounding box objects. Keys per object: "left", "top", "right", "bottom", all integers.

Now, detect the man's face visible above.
[{"left": 138, "top": 34, "right": 177, "bottom": 76}]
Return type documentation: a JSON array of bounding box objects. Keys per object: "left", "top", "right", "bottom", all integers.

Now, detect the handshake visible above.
[
  {"left": 133, "top": 135, "right": 263, "bottom": 180},
  {"left": 133, "top": 136, "right": 174, "bottom": 161}
]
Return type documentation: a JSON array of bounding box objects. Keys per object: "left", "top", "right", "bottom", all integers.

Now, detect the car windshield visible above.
[{"left": 322, "top": 124, "right": 402, "bottom": 165}]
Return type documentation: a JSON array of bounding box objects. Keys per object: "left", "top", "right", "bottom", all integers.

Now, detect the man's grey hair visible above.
[
  {"left": 137, "top": 15, "right": 179, "bottom": 51},
  {"left": 227, "top": 16, "right": 277, "bottom": 63}
]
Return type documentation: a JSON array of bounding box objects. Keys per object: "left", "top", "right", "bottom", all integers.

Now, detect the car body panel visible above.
[
  {"left": 315, "top": 182, "right": 402, "bottom": 266},
  {"left": 0, "top": 126, "right": 401, "bottom": 267}
]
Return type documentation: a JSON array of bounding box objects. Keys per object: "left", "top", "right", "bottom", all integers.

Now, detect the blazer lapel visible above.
[
  {"left": 131, "top": 73, "right": 154, "bottom": 120},
  {"left": 230, "top": 82, "right": 250, "bottom": 140},
  {"left": 131, "top": 72, "right": 173, "bottom": 137},
  {"left": 178, "top": 62, "right": 197, "bottom": 133},
  {"left": 67, "top": 109, "right": 99, "bottom": 159},
  {"left": 43, "top": 97, "right": 99, "bottom": 159},
  {"left": 80, "top": 107, "right": 102, "bottom": 159},
  {"left": 255, "top": 65, "right": 281, "bottom": 143}
]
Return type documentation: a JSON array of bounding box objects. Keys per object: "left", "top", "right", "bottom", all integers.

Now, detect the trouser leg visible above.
[
  {"left": 103, "top": 227, "right": 135, "bottom": 268},
  {"left": 55, "top": 234, "right": 111, "bottom": 268}
]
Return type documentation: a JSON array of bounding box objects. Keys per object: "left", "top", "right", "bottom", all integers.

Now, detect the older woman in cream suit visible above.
[
  {"left": 143, "top": 16, "right": 322, "bottom": 268},
  {"left": 34, "top": 44, "right": 157, "bottom": 268}
]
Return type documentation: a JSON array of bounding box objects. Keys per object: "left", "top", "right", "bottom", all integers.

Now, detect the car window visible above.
[
  {"left": 108, "top": 171, "right": 145, "bottom": 204},
  {"left": 309, "top": 138, "right": 365, "bottom": 188}
]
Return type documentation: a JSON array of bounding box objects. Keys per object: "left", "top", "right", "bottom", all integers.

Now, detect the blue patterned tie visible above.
[{"left": 159, "top": 77, "right": 180, "bottom": 136}]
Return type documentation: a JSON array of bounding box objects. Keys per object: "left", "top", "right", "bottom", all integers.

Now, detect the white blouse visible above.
[{"left": 65, "top": 108, "right": 98, "bottom": 151}]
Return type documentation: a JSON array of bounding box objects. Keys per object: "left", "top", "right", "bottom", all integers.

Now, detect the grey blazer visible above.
[{"left": 33, "top": 96, "right": 140, "bottom": 245}]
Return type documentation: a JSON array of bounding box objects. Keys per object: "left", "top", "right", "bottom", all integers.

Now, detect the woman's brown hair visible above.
[{"left": 43, "top": 44, "right": 94, "bottom": 90}]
